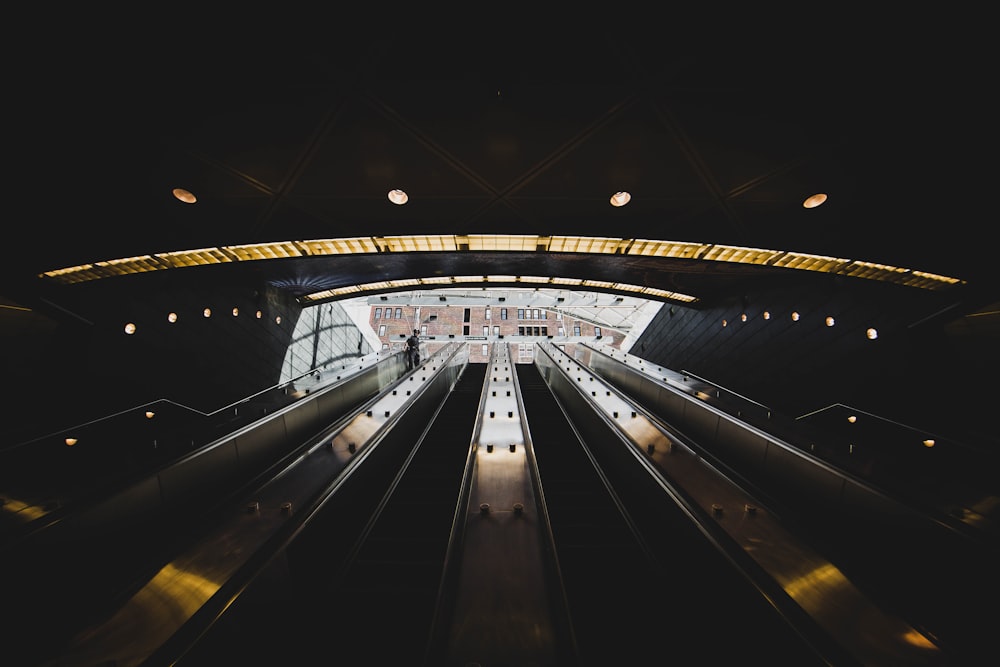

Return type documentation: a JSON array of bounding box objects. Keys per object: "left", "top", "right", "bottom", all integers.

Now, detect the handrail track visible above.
[{"left": 517, "top": 361, "right": 837, "bottom": 666}]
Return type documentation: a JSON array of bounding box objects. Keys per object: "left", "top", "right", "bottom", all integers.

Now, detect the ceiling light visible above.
[
  {"left": 802, "top": 193, "right": 827, "bottom": 208},
  {"left": 791, "top": 312, "right": 800, "bottom": 321},
  {"left": 866, "top": 327, "right": 878, "bottom": 340},
  {"left": 65, "top": 437, "right": 78, "bottom": 446},
  {"left": 124, "top": 322, "right": 136, "bottom": 334},
  {"left": 167, "top": 312, "right": 178, "bottom": 323},
  {"left": 388, "top": 189, "right": 409, "bottom": 205},
  {"left": 610, "top": 191, "right": 631, "bottom": 207},
  {"left": 172, "top": 188, "right": 197, "bottom": 204},
  {"left": 825, "top": 316, "right": 835, "bottom": 327},
  {"left": 145, "top": 411, "right": 155, "bottom": 419},
  {"left": 203, "top": 308, "right": 212, "bottom": 318}
]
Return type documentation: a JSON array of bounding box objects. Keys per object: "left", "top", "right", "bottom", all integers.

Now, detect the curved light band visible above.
[{"left": 40, "top": 234, "right": 964, "bottom": 293}]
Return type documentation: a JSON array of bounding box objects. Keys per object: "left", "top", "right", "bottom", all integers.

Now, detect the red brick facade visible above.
[{"left": 368, "top": 304, "right": 624, "bottom": 363}]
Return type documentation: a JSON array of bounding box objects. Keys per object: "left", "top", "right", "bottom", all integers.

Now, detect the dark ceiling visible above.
[
  {"left": 5, "top": 22, "right": 996, "bottom": 314},
  {"left": 2, "top": 19, "right": 998, "bottom": 450}
]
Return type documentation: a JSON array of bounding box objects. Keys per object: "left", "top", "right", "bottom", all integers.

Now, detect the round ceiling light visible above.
[
  {"left": 802, "top": 193, "right": 827, "bottom": 208},
  {"left": 610, "top": 191, "right": 631, "bottom": 207},
  {"left": 388, "top": 189, "right": 409, "bottom": 205},
  {"left": 172, "top": 188, "right": 197, "bottom": 204}
]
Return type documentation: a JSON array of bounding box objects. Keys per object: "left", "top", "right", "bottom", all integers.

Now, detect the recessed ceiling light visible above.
[
  {"left": 803, "top": 193, "right": 827, "bottom": 208},
  {"left": 173, "top": 188, "right": 197, "bottom": 204},
  {"left": 610, "top": 191, "right": 631, "bottom": 207},
  {"left": 388, "top": 189, "right": 408, "bottom": 205}
]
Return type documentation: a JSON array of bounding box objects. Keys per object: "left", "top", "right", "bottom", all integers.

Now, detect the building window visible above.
[
  {"left": 374, "top": 307, "right": 382, "bottom": 319},
  {"left": 464, "top": 308, "right": 471, "bottom": 322},
  {"left": 395, "top": 308, "right": 402, "bottom": 319},
  {"left": 541, "top": 326, "right": 548, "bottom": 336},
  {"left": 518, "top": 326, "right": 525, "bottom": 335},
  {"left": 518, "top": 309, "right": 525, "bottom": 319},
  {"left": 573, "top": 325, "right": 581, "bottom": 336},
  {"left": 533, "top": 309, "right": 540, "bottom": 319},
  {"left": 421, "top": 325, "right": 427, "bottom": 335},
  {"left": 493, "top": 325, "right": 500, "bottom": 336},
  {"left": 558, "top": 326, "right": 565, "bottom": 336},
  {"left": 485, "top": 308, "right": 491, "bottom": 320},
  {"left": 464, "top": 325, "right": 470, "bottom": 335},
  {"left": 501, "top": 308, "right": 508, "bottom": 320},
  {"left": 378, "top": 324, "right": 386, "bottom": 336},
  {"left": 595, "top": 326, "right": 602, "bottom": 338},
  {"left": 385, "top": 309, "right": 392, "bottom": 319},
  {"left": 483, "top": 325, "right": 489, "bottom": 336},
  {"left": 481, "top": 344, "right": 489, "bottom": 356},
  {"left": 556, "top": 311, "right": 562, "bottom": 320}
]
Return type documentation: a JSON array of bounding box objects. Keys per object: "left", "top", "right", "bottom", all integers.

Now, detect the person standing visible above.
[{"left": 406, "top": 329, "right": 420, "bottom": 369}]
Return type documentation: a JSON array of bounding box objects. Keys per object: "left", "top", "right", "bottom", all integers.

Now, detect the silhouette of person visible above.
[{"left": 406, "top": 329, "right": 420, "bottom": 369}]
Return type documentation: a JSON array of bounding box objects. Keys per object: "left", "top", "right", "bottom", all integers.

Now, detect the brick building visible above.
[{"left": 368, "top": 304, "right": 624, "bottom": 363}]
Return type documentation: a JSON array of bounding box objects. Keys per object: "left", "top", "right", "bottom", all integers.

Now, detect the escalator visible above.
[
  {"left": 176, "top": 363, "right": 487, "bottom": 666},
  {"left": 517, "top": 361, "right": 841, "bottom": 666}
]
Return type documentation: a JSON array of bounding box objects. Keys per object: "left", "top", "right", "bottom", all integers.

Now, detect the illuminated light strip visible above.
[
  {"left": 38, "top": 235, "right": 965, "bottom": 290},
  {"left": 299, "top": 275, "right": 699, "bottom": 304}
]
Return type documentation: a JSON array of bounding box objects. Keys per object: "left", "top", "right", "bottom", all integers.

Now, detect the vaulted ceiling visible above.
[{"left": 3, "top": 18, "right": 997, "bottom": 445}]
